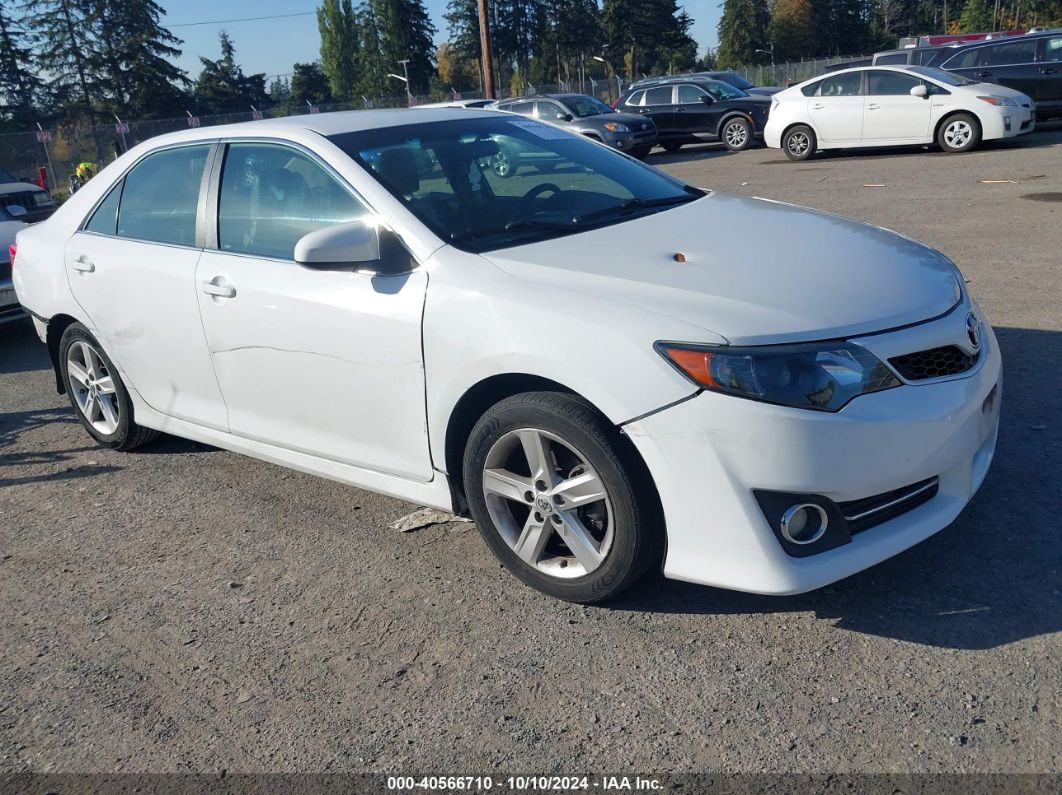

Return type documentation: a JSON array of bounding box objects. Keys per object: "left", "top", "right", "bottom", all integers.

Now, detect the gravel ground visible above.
[{"left": 1, "top": 126, "right": 1060, "bottom": 778}]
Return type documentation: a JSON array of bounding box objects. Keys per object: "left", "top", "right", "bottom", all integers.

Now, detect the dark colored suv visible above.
[
  {"left": 937, "top": 32, "right": 1062, "bottom": 118},
  {"left": 631, "top": 71, "right": 781, "bottom": 96},
  {"left": 617, "top": 79, "right": 772, "bottom": 152}
]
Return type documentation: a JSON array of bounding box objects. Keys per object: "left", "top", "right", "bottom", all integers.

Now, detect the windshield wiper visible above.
[
  {"left": 450, "top": 218, "right": 574, "bottom": 242},
  {"left": 569, "top": 193, "right": 700, "bottom": 225}
]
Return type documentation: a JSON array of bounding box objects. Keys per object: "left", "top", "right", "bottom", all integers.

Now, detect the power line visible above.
[{"left": 165, "top": 11, "right": 316, "bottom": 29}]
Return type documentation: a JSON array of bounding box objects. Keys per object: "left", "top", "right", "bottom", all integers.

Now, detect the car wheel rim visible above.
[
  {"left": 787, "top": 132, "right": 809, "bottom": 155},
  {"left": 482, "top": 428, "right": 614, "bottom": 579},
  {"left": 945, "top": 121, "right": 972, "bottom": 148},
  {"left": 725, "top": 122, "right": 748, "bottom": 148},
  {"left": 67, "top": 340, "right": 120, "bottom": 435},
  {"left": 493, "top": 153, "right": 511, "bottom": 176}
]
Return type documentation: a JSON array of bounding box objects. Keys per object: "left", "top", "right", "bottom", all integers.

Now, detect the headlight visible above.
[
  {"left": 977, "top": 95, "right": 1016, "bottom": 106},
  {"left": 33, "top": 192, "right": 53, "bottom": 206},
  {"left": 656, "top": 341, "right": 900, "bottom": 412},
  {"left": 603, "top": 122, "right": 630, "bottom": 133}
]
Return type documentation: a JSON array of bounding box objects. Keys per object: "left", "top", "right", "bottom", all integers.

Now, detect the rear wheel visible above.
[
  {"left": 463, "top": 392, "right": 663, "bottom": 603},
  {"left": 782, "top": 125, "right": 816, "bottom": 161},
  {"left": 630, "top": 144, "right": 652, "bottom": 159},
  {"left": 721, "top": 117, "right": 754, "bottom": 151},
  {"left": 59, "top": 323, "right": 158, "bottom": 451},
  {"left": 937, "top": 113, "right": 981, "bottom": 153},
  {"left": 491, "top": 149, "right": 518, "bottom": 178}
]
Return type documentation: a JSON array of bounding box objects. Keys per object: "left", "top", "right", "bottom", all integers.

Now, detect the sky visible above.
[{"left": 161, "top": 0, "right": 719, "bottom": 82}]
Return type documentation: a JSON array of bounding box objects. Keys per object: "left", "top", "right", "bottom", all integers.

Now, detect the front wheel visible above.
[
  {"left": 721, "top": 117, "right": 754, "bottom": 151},
  {"left": 463, "top": 392, "right": 663, "bottom": 603},
  {"left": 937, "top": 113, "right": 981, "bottom": 153},
  {"left": 630, "top": 145, "right": 652, "bottom": 159},
  {"left": 661, "top": 142, "right": 682, "bottom": 153},
  {"left": 59, "top": 323, "right": 159, "bottom": 450},
  {"left": 782, "top": 125, "right": 816, "bottom": 161}
]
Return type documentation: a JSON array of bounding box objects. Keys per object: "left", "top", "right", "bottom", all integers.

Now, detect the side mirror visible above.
[
  {"left": 6, "top": 205, "right": 27, "bottom": 218},
  {"left": 910, "top": 84, "right": 928, "bottom": 98},
  {"left": 701, "top": 95, "right": 715, "bottom": 105},
  {"left": 294, "top": 221, "right": 414, "bottom": 276},
  {"left": 561, "top": 113, "right": 574, "bottom": 122}
]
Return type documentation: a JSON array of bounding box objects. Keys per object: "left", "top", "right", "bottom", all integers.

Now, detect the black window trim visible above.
[
  {"left": 676, "top": 83, "right": 709, "bottom": 103},
  {"left": 941, "top": 38, "right": 1047, "bottom": 70},
  {"left": 642, "top": 85, "right": 676, "bottom": 106},
  {"left": 77, "top": 140, "right": 219, "bottom": 252}
]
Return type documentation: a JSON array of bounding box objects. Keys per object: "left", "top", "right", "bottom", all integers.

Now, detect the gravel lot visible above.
[{"left": 1, "top": 127, "right": 1060, "bottom": 778}]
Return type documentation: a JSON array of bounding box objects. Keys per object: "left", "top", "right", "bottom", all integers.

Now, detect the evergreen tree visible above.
[
  {"left": 355, "top": 1, "right": 387, "bottom": 99},
  {"left": 0, "top": 1, "right": 44, "bottom": 127},
  {"left": 958, "top": 0, "right": 994, "bottom": 31},
  {"left": 373, "top": 0, "right": 436, "bottom": 94},
  {"left": 24, "top": 0, "right": 96, "bottom": 115},
  {"left": 769, "top": 0, "right": 816, "bottom": 61},
  {"left": 318, "top": 0, "right": 359, "bottom": 101},
  {"left": 716, "top": 0, "right": 770, "bottom": 67},
  {"left": 603, "top": 0, "right": 697, "bottom": 78},
  {"left": 194, "top": 31, "right": 266, "bottom": 114},
  {"left": 290, "top": 61, "right": 332, "bottom": 106},
  {"left": 443, "top": 0, "right": 480, "bottom": 62}
]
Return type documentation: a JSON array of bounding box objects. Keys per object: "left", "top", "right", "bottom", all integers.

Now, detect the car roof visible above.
[
  {"left": 627, "top": 77, "right": 729, "bottom": 92},
  {"left": 130, "top": 108, "right": 502, "bottom": 148}
]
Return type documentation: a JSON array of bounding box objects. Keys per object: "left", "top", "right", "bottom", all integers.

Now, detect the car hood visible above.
[
  {"left": 480, "top": 192, "right": 961, "bottom": 345},
  {"left": 0, "top": 181, "right": 45, "bottom": 194},
  {"left": 746, "top": 86, "right": 784, "bottom": 96},
  {"left": 970, "top": 82, "right": 1030, "bottom": 101},
  {"left": 584, "top": 112, "right": 652, "bottom": 128}
]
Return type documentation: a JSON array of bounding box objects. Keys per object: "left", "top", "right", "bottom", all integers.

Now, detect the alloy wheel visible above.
[
  {"left": 481, "top": 428, "right": 614, "bottom": 578},
  {"left": 492, "top": 151, "right": 513, "bottom": 177},
  {"left": 787, "top": 132, "right": 810, "bottom": 156},
  {"left": 944, "top": 120, "right": 973, "bottom": 149},
  {"left": 67, "top": 340, "right": 120, "bottom": 435},
  {"left": 724, "top": 121, "right": 749, "bottom": 149}
]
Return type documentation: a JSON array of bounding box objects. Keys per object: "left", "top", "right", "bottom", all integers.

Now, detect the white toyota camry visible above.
[
  {"left": 13, "top": 109, "right": 1000, "bottom": 603},
  {"left": 765, "top": 65, "right": 1036, "bottom": 160}
]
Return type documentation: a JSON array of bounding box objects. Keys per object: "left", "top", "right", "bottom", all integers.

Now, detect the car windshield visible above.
[
  {"left": 0, "top": 166, "right": 18, "bottom": 183},
  {"left": 703, "top": 81, "right": 748, "bottom": 100},
  {"left": 718, "top": 72, "right": 755, "bottom": 90},
  {"left": 330, "top": 117, "right": 702, "bottom": 254},
  {"left": 908, "top": 66, "right": 976, "bottom": 86},
  {"left": 562, "top": 95, "right": 615, "bottom": 117}
]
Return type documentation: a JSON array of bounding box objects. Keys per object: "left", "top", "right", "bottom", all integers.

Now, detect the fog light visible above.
[{"left": 780, "top": 503, "right": 829, "bottom": 545}]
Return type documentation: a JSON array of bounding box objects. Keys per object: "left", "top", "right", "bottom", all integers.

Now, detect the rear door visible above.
[
  {"left": 972, "top": 39, "right": 1041, "bottom": 97},
  {"left": 65, "top": 143, "right": 228, "bottom": 430},
  {"left": 862, "top": 70, "right": 932, "bottom": 143},
  {"left": 639, "top": 85, "right": 678, "bottom": 136},
  {"left": 806, "top": 71, "right": 864, "bottom": 144},
  {"left": 1037, "top": 35, "right": 1062, "bottom": 111}
]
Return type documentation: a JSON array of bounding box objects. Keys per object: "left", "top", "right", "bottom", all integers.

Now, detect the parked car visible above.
[
  {"left": 494, "top": 93, "right": 657, "bottom": 159},
  {"left": 416, "top": 99, "right": 498, "bottom": 109},
  {"left": 14, "top": 109, "right": 1000, "bottom": 603},
  {"left": 765, "top": 65, "right": 1035, "bottom": 160},
  {"left": 631, "top": 71, "right": 782, "bottom": 96},
  {"left": 0, "top": 166, "right": 56, "bottom": 223},
  {"left": 617, "top": 78, "right": 772, "bottom": 151},
  {"left": 821, "top": 58, "right": 872, "bottom": 74},
  {"left": 872, "top": 46, "right": 958, "bottom": 67},
  {"left": 1, "top": 205, "right": 29, "bottom": 321},
  {"left": 936, "top": 30, "right": 1062, "bottom": 119}
]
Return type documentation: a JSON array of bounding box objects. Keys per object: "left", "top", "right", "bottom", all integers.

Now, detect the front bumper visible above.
[
  {"left": 624, "top": 307, "right": 1001, "bottom": 595},
  {"left": 983, "top": 103, "right": 1036, "bottom": 139}
]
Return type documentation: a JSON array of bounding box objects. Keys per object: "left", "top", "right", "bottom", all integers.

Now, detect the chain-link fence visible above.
[{"left": 731, "top": 55, "right": 871, "bottom": 87}]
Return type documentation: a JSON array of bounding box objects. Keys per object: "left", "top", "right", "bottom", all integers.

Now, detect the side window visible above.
[
  {"left": 1042, "top": 37, "right": 1062, "bottom": 62},
  {"left": 643, "top": 85, "right": 673, "bottom": 106},
  {"left": 625, "top": 90, "right": 645, "bottom": 107},
  {"left": 506, "top": 101, "right": 534, "bottom": 116},
  {"left": 801, "top": 79, "right": 823, "bottom": 97},
  {"left": 867, "top": 70, "right": 921, "bottom": 95},
  {"left": 676, "top": 84, "right": 706, "bottom": 103},
  {"left": 815, "top": 72, "right": 862, "bottom": 97},
  {"left": 84, "top": 181, "right": 123, "bottom": 235},
  {"left": 536, "top": 101, "right": 568, "bottom": 120},
  {"left": 117, "top": 145, "right": 209, "bottom": 246},
  {"left": 875, "top": 53, "right": 908, "bottom": 65},
  {"left": 985, "top": 40, "right": 1037, "bottom": 66},
  {"left": 946, "top": 48, "right": 983, "bottom": 69},
  {"left": 218, "top": 143, "right": 368, "bottom": 260}
]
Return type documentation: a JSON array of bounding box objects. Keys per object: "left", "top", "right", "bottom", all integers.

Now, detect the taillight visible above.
[{"left": 7, "top": 244, "right": 14, "bottom": 268}]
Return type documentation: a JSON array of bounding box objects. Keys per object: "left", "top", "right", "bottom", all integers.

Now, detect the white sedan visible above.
[
  {"left": 13, "top": 109, "right": 1000, "bottom": 602},
  {"left": 765, "top": 65, "right": 1036, "bottom": 160}
]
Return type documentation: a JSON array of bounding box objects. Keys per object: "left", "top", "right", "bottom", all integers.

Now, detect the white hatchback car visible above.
[
  {"left": 13, "top": 109, "right": 1001, "bottom": 603},
  {"left": 765, "top": 65, "right": 1035, "bottom": 160}
]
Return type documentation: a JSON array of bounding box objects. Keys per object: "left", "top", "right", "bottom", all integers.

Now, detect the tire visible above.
[
  {"left": 721, "top": 117, "right": 754, "bottom": 151},
  {"left": 662, "top": 142, "right": 682, "bottom": 153},
  {"left": 937, "top": 113, "right": 981, "bottom": 153},
  {"left": 59, "top": 323, "right": 159, "bottom": 451},
  {"left": 462, "top": 392, "right": 663, "bottom": 604},
  {"left": 630, "top": 145, "right": 652, "bottom": 159},
  {"left": 782, "top": 124, "right": 816, "bottom": 161},
  {"left": 491, "top": 149, "right": 518, "bottom": 178}
]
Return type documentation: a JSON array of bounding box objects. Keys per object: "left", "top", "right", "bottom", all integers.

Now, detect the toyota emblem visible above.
[{"left": 965, "top": 312, "right": 981, "bottom": 350}]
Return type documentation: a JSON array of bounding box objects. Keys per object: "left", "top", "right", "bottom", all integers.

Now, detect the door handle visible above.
[
  {"left": 72, "top": 254, "right": 95, "bottom": 273},
  {"left": 975, "top": 71, "right": 993, "bottom": 79},
  {"left": 1041, "top": 68, "right": 1057, "bottom": 75},
  {"left": 867, "top": 103, "right": 880, "bottom": 110},
  {"left": 202, "top": 278, "right": 236, "bottom": 299},
  {"left": 811, "top": 103, "right": 825, "bottom": 109}
]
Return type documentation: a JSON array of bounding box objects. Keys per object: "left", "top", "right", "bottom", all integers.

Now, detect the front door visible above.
[
  {"left": 862, "top": 70, "right": 932, "bottom": 142},
  {"left": 194, "top": 142, "right": 433, "bottom": 481},
  {"left": 65, "top": 143, "right": 228, "bottom": 430},
  {"left": 673, "top": 84, "right": 720, "bottom": 136}
]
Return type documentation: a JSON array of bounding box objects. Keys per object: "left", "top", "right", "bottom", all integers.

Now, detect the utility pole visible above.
[{"left": 477, "top": 0, "right": 495, "bottom": 99}]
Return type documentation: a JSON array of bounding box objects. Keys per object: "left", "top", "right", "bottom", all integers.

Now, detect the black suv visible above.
[
  {"left": 630, "top": 71, "right": 781, "bottom": 96},
  {"left": 935, "top": 32, "right": 1062, "bottom": 118},
  {"left": 617, "top": 78, "right": 772, "bottom": 152}
]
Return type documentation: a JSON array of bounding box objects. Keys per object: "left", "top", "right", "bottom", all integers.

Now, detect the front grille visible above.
[
  {"left": 0, "top": 191, "right": 38, "bottom": 211},
  {"left": 840, "top": 477, "right": 939, "bottom": 535},
  {"left": 0, "top": 261, "right": 11, "bottom": 282},
  {"left": 889, "top": 345, "right": 976, "bottom": 380}
]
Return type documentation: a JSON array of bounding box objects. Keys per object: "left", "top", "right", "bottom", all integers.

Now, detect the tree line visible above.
[{"left": 717, "top": 0, "right": 1062, "bottom": 66}]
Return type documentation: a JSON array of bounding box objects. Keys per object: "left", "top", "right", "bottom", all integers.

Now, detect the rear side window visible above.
[
  {"left": 218, "top": 143, "right": 368, "bottom": 260},
  {"left": 946, "top": 48, "right": 983, "bottom": 69},
  {"left": 117, "top": 145, "right": 209, "bottom": 246},
  {"left": 800, "top": 79, "right": 822, "bottom": 97},
  {"left": 84, "top": 182, "right": 122, "bottom": 236},
  {"left": 624, "top": 90, "right": 645, "bottom": 107},
  {"left": 875, "top": 53, "right": 908, "bottom": 65},
  {"left": 867, "top": 71, "right": 921, "bottom": 95},
  {"left": 984, "top": 40, "right": 1037, "bottom": 66},
  {"left": 1045, "top": 37, "right": 1062, "bottom": 62},
  {"left": 643, "top": 86, "right": 673, "bottom": 106},
  {"left": 812, "top": 72, "right": 862, "bottom": 97},
  {"left": 504, "top": 101, "right": 534, "bottom": 116}
]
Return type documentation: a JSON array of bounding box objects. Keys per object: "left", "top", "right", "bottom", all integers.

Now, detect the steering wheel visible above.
[{"left": 507, "top": 183, "right": 562, "bottom": 226}]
